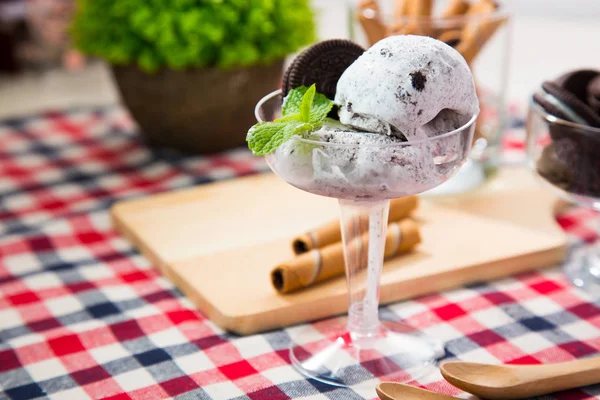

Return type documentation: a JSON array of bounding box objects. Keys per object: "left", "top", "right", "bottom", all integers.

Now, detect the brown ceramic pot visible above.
[{"left": 111, "top": 60, "right": 283, "bottom": 154}]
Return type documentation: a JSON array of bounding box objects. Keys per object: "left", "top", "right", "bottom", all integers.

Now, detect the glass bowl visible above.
[
  {"left": 526, "top": 101, "right": 600, "bottom": 291},
  {"left": 256, "top": 90, "right": 477, "bottom": 387},
  {"left": 257, "top": 90, "right": 477, "bottom": 200}
]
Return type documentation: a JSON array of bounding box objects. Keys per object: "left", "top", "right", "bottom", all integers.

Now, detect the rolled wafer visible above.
[
  {"left": 391, "top": 0, "right": 412, "bottom": 34},
  {"left": 437, "top": 29, "right": 462, "bottom": 47},
  {"left": 272, "top": 219, "right": 421, "bottom": 294},
  {"left": 408, "top": 0, "right": 433, "bottom": 17},
  {"left": 441, "top": 0, "right": 470, "bottom": 18},
  {"left": 396, "top": 0, "right": 433, "bottom": 36},
  {"left": 292, "top": 196, "right": 418, "bottom": 254},
  {"left": 394, "top": 0, "right": 412, "bottom": 19},
  {"left": 456, "top": 0, "right": 507, "bottom": 64},
  {"left": 403, "top": 0, "right": 434, "bottom": 36},
  {"left": 435, "top": 0, "right": 470, "bottom": 40},
  {"left": 387, "top": 22, "right": 404, "bottom": 36},
  {"left": 358, "top": 0, "right": 387, "bottom": 46}
]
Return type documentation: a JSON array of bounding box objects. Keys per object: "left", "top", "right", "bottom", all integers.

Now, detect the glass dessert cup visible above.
[
  {"left": 527, "top": 103, "right": 600, "bottom": 293},
  {"left": 349, "top": 1, "right": 511, "bottom": 194},
  {"left": 256, "top": 90, "right": 477, "bottom": 387}
]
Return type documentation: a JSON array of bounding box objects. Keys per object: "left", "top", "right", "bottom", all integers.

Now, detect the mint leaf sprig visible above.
[{"left": 247, "top": 85, "right": 334, "bottom": 156}]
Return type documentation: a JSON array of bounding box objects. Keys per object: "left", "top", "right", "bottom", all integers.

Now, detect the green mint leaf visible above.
[
  {"left": 246, "top": 85, "right": 334, "bottom": 156},
  {"left": 299, "top": 84, "right": 316, "bottom": 122},
  {"left": 275, "top": 113, "right": 302, "bottom": 123},
  {"left": 282, "top": 86, "right": 308, "bottom": 116},
  {"left": 309, "top": 92, "right": 335, "bottom": 124},
  {"left": 281, "top": 85, "right": 334, "bottom": 124},
  {"left": 247, "top": 121, "right": 311, "bottom": 156}
]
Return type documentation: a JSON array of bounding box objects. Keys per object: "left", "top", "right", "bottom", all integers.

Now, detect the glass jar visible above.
[{"left": 348, "top": 0, "right": 511, "bottom": 193}]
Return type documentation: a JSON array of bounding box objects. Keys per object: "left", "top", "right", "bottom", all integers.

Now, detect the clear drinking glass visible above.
[
  {"left": 348, "top": 0, "right": 511, "bottom": 194},
  {"left": 526, "top": 102, "right": 600, "bottom": 292},
  {"left": 256, "top": 90, "right": 477, "bottom": 386}
]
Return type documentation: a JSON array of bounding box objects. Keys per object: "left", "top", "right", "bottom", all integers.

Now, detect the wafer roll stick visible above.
[
  {"left": 435, "top": 0, "right": 470, "bottom": 39},
  {"left": 390, "top": 0, "right": 412, "bottom": 33},
  {"left": 409, "top": 0, "right": 433, "bottom": 17},
  {"left": 292, "top": 196, "right": 418, "bottom": 254},
  {"left": 403, "top": 0, "right": 434, "bottom": 36},
  {"left": 456, "top": 0, "right": 506, "bottom": 64},
  {"left": 441, "top": 0, "right": 470, "bottom": 17},
  {"left": 437, "top": 29, "right": 462, "bottom": 47},
  {"left": 358, "top": 0, "right": 387, "bottom": 46},
  {"left": 387, "top": 22, "right": 405, "bottom": 36},
  {"left": 394, "top": 0, "right": 412, "bottom": 19},
  {"left": 273, "top": 219, "right": 421, "bottom": 294}
]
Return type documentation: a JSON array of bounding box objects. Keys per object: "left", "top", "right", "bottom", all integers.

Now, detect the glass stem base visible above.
[
  {"left": 565, "top": 214, "right": 600, "bottom": 292},
  {"left": 289, "top": 198, "right": 443, "bottom": 387},
  {"left": 289, "top": 315, "right": 443, "bottom": 387},
  {"left": 565, "top": 238, "right": 600, "bottom": 293}
]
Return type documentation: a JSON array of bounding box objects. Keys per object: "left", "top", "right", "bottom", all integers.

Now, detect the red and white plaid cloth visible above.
[{"left": 0, "top": 105, "right": 599, "bottom": 400}]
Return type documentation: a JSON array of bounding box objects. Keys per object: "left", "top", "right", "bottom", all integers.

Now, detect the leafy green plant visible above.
[{"left": 72, "top": 0, "right": 316, "bottom": 72}]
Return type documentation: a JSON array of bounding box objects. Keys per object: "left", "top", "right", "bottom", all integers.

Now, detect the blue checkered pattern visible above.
[{"left": 0, "top": 106, "right": 599, "bottom": 400}]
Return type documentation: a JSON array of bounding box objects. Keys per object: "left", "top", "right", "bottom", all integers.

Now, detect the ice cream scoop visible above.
[{"left": 335, "top": 35, "right": 479, "bottom": 139}]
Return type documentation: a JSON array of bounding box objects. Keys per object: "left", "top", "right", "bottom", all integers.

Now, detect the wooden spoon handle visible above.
[{"left": 539, "top": 356, "right": 600, "bottom": 390}]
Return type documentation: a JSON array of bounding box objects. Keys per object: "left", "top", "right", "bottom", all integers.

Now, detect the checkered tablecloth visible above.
[{"left": 0, "top": 105, "right": 599, "bottom": 400}]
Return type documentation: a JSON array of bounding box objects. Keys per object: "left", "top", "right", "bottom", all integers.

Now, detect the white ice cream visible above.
[
  {"left": 335, "top": 35, "right": 479, "bottom": 139},
  {"left": 269, "top": 35, "right": 479, "bottom": 200},
  {"left": 268, "top": 120, "right": 468, "bottom": 199}
]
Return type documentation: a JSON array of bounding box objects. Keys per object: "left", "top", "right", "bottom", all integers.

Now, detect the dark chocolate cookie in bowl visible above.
[{"left": 527, "top": 69, "right": 600, "bottom": 293}]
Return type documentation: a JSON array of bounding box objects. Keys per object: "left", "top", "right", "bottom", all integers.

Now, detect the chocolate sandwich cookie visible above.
[
  {"left": 587, "top": 75, "right": 600, "bottom": 116},
  {"left": 532, "top": 92, "right": 579, "bottom": 125},
  {"left": 533, "top": 81, "right": 600, "bottom": 128},
  {"left": 541, "top": 81, "right": 600, "bottom": 127},
  {"left": 556, "top": 69, "right": 600, "bottom": 104},
  {"left": 282, "top": 39, "right": 365, "bottom": 100}
]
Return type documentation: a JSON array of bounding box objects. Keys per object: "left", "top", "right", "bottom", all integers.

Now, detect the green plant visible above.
[{"left": 72, "top": 0, "right": 316, "bottom": 72}]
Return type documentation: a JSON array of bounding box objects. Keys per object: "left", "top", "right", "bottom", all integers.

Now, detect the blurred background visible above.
[{"left": 0, "top": 0, "right": 598, "bottom": 120}]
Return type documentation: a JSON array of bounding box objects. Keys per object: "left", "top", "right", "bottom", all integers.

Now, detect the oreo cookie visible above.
[
  {"left": 282, "top": 39, "right": 365, "bottom": 100},
  {"left": 587, "top": 75, "right": 600, "bottom": 116},
  {"left": 542, "top": 81, "right": 600, "bottom": 127},
  {"left": 532, "top": 92, "right": 580, "bottom": 125},
  {"left": 556, "top": 69, "right": 599, "bottom": 104}
]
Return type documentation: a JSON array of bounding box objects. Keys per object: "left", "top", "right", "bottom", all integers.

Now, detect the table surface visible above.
[
  {"left": 1, "top": 6, "right": 600, "bottom": 399},
  {"left": 0, "top": 105, "right": 599, "bottom": 400}
]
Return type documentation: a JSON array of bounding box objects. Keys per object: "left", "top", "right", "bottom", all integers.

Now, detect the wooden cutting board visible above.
[{"left": 112, "top": 167, "right": 567, "bottom": 335}]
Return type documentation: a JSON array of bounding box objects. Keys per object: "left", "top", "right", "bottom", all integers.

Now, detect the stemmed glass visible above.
[
  {"left": 256, "top": 90, "right": 477, "bottom": 386},
  {"left": 527, "top": 102, "right": 600, "bottom": 292}
]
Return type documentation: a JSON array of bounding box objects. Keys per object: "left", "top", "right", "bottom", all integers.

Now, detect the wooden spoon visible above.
[
  {"left": 376, "top": 382, "right": 460, "bottom": 400},
  {"left": 440, "top": 357, "right": 600, "bottom": 399}
]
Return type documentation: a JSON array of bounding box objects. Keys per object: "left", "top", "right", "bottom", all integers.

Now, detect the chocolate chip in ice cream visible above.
[
  {"left": 410, "top": 71, "right": 427, "bottom": 92},
  {"left": 282, "top": 39, "right": 365, "bottom": 99}
]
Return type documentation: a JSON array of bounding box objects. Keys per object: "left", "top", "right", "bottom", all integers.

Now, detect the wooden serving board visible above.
[{"left": 112, "top": 167, "right": 567, "bottom": 335}]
